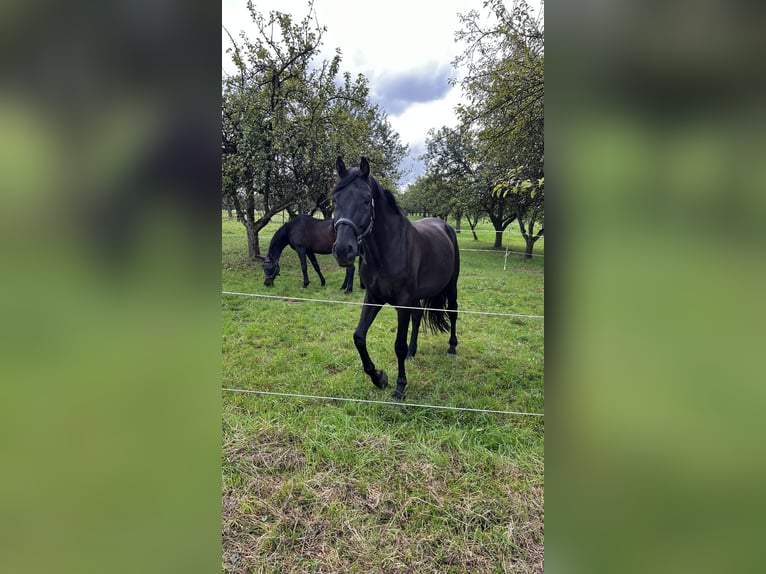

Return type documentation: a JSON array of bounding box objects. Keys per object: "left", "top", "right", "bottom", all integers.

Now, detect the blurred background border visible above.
[{"left": 1, "top": 1, "right": 764, "bottom": 572}]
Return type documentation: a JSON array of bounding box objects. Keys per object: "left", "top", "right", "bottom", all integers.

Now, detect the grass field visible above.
[{"left": 221, "top": 213, "right": 544, "bottom": 573}]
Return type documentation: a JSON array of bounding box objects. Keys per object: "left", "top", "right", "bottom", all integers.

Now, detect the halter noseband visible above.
[{"left": 333, "top": 197, "right": 375, "bottom": 244}]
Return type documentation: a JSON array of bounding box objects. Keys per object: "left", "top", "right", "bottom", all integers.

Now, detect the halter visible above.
[
  {"left": 262, "top": 258, "right": 280, "bottom": 278},
  {"left": 333, "top": 197, "right": 375, "bottom": 244}
]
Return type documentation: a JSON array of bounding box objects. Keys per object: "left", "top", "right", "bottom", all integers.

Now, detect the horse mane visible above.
[
  {"left": 329, "top": 165, "right": 405, "bottom": 217},
  {"left": 369, "top": 175, "right": 406, "bottom": 217}
]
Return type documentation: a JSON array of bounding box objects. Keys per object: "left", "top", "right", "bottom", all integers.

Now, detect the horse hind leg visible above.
[
  {"left": 407, "top": 307, "right": 423, "bottom": 359},
  {"left": 306, "top": 252, "right": 326, "bottom": 286},
  {"left": 296, "top": 248, "right": 310, "bottom": 287},
  {"left": 446, "top": 285, "right": 458, "bottom": 355},
  {"left": 393, "top": 307, "right": 412, "bottom": 400},
  {"left": 446, "top": 228, "right": 460, "bottom": 355}
]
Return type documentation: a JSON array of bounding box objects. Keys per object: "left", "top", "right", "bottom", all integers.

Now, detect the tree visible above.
[
  {"left": 222, "top": 1, "right": 408, "bottom": 257},
  {"left": 453, "top": 0, "right": 544, "bottom": 251},
  {"left": 222, "top": 4, "right": 323, "bottom": 258},
  {"left": 423, "top": 125, "right": 515, "bottom": 246},
  {"left": 495, "top": 171, "right": 544, "bottom": 258},
  {"left": 399, "top": 173, "right": 451, "bottom": 219}
]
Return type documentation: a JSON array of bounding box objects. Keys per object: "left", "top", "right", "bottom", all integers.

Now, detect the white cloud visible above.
[
  {"left": 222, "top": 0, "right": 542, "bottom": 181},
  {"left": 389, "top": 84, "right": 464, "bottom": 150},
  {"left": 223, "top": 0, "right": 478, "bottom": 78}
]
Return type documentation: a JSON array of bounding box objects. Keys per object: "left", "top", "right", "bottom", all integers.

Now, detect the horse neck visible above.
[
  {"left": 266, "top": 224, "right": 291, "bottom": 261},
  {"left": 364, "top": 185, "right": 411, "bottom": 265}
]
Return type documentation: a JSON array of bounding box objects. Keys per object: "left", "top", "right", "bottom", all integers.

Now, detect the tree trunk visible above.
[
  {"left": 524, "top": 236, "right": 535, "bottom": 258},
  {"left": 517, "top": 204, "right": 543, "bottom": 259},
  {"left": 245, "top": 192, "right": 259, "bottom": 258},
  {"left": 488, "top": 207, "right": 514, "bottom": 248},
  {"left": 227, "top": 207, "right": 233, "bottom": 219},
  {"left": 466, "top": 214, "right": 479, "bottom": 240},
  {"left": 455, "top": 214, "right": 462, "bottom": 234},
  {"left": 489, "top": 219, "right": 504, "bottom": 248},
  {"left": 241, "top": 196, "right": 296, "bottom": 259},
  {"left": 245, "top": 220, "right": 260, "bottom": 258}
]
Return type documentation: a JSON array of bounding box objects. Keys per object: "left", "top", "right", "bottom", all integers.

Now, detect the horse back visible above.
[
  {"left": 288, "top": 215, "right": 335, "bottom": 254},
  {"left": 410, "top": 218, "right": 458, "bottom": 295}
]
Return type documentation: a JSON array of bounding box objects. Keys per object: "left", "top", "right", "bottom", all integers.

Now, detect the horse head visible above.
[
  {"left": 331, "top": 156, "right": 375, "bottom": 267},
  {"left": 262, "top": 257, "right": 280, "bottom": 286}
]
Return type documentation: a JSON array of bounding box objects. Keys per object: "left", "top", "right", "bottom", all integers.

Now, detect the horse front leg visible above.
[
  {"left": 353, "top": 299, "right": 387, "bottom": 390},
  {"left": 306, "top": 252, "right": 326, "bottom": 286},
  {"left": 341, "top": 264, "right": 354, "bottom": 293},
  {"left": 393, "top": 307, "right": 413, "bottom": 400}
]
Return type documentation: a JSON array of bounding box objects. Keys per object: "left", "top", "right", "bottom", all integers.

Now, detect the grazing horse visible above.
[
  {"left": 331, "top": 157, "right": 459, "bottom": 400},
  {"left": 260, "top": 215, "right": 357, "bottom": 292}
]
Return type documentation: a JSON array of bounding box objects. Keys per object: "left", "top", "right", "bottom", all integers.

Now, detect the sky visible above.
[{"left": 222, "top": 0, "right": 542, "bottom": 187}]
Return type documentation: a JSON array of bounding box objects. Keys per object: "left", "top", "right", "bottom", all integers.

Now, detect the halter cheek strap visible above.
[{"left": 333, "top": 197, "right": 375, "bottom": 244}]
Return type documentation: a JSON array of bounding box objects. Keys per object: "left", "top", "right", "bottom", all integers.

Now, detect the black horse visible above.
[
  {"left": 260, "top": 215, "right": 357, "bottom": 292},
  {"left": 331, "top": 157, "right": 460, "bottom": 400}
]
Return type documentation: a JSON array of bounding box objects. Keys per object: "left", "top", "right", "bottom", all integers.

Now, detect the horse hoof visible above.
[
  {"left": 373, "top": 370, "right": 388, "bottom": 389},
  {"left": 447, "top": 348, "right": 457, "bottom": 355},
  {"left": 391, "top": 389, "right": 405, "bottom": 401}
]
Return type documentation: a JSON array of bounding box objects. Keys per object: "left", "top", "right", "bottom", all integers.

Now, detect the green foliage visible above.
[
  {"left": 454, "top": 0, "right": 544, "bottom": 184},
  {"left": 417, "top": 1, "right": 544, "bottom": 249},
  {"left": 222, "top": 2, "right": 408, "bottom": 255},
  {"left": 398, "top": 173, "right": 451, "bottom": 218},
  {"left": 420, "top": 125, "right": 517, "bottom": 245},
  {"left": 493, "top": 167, "right": 544, "bottom": 257}
]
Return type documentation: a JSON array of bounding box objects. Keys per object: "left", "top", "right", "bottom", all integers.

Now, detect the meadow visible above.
[{"left": 222, "top": 213, "right": 544, "bottom": 573}]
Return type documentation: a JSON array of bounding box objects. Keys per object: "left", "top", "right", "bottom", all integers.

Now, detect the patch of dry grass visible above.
[{"left": 221, "top": 422, "right": 543, "bottom": 574}]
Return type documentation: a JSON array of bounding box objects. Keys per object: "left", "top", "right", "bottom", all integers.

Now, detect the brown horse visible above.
[{"left": 260, "top": 215, "right": 357, "bottom": 292}]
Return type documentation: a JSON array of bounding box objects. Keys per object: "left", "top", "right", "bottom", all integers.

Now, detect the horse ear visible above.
[
  {"left": 336, "top": 156, "right": 347, "bottom": 177},
  {"left": 360, "top": 157, "right": 370, "bottom": 178}
]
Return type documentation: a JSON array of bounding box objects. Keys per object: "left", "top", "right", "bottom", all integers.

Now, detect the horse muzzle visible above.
[
  {"left": 332, "top": 241, "right": 357, "bottom": 267},
  {"left": 332, "top": 221, "right": 359, "bottom": 266}
]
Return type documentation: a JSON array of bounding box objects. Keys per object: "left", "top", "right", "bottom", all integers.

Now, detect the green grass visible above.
[{"left": 222, "top": 213, "right": 544, "bottom": 573}]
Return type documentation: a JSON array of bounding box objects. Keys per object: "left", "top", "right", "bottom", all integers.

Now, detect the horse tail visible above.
[
  {"left": 422, "top": 291, "right": 450, "bottom": 334},
  {"left": 422, "top": 222, "right": 459, "bottom": 334}
]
